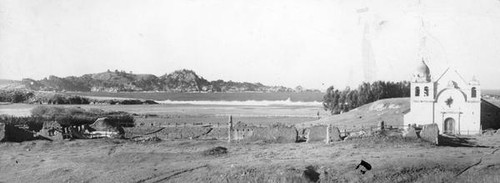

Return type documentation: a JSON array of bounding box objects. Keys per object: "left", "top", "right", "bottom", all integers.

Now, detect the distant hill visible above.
[
  {"left": 297, "top": 98, "right": 411, "bottom": 129},
  {"left": 0, "top": 79, "right": 25, "bottom": 90},
  {"left": 7, "top": 69, "right": 306, "bottom": 93}
]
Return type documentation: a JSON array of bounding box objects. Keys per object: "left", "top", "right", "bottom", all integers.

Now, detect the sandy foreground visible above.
[{"left": 1, "top": 135, "right": 500, "bottom": 183}]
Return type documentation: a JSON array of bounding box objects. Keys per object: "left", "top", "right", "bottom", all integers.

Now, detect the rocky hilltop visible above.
[{"left": 16, "top": 69, "right": 298, "bottom": 92}]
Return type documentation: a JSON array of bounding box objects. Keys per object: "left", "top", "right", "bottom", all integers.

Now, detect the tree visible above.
[{"left": 322, "top": 80, "right": 411, "bottom": 115}]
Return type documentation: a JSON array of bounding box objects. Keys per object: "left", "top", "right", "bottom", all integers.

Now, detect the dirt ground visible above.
[{"left": 1, "top": 134, "right": 500, "bottom": 183}]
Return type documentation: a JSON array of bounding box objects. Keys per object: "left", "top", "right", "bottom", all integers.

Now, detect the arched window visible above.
[
  {"left": 415, "top": 87, "right": 420, "bottom": 97},
  {"left": 471, "top": 87, "right": 477, "bottom": 98},
  {"left": 424, "top": 86, "right": 429, "bottom": 97}
]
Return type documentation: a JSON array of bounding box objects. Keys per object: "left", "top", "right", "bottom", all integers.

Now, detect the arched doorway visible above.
[{"left": 444, "top": 118, "right": 455, "bottom": 134}]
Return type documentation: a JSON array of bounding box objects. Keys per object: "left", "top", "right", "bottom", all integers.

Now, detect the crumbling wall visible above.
[
  {"left": 38, "top": 121, "right": 63, "bottom": 141},
  {"left": 328, "top": 126, "right": 342, "bottom": 142},
  {"left": 419, "top": 124, "right": 439, "bottom": 144},
  {"left": 306, "top": 125, "right": 327, "bottom": 143},
  {"left": 402, "top": 126, "right": 418, "bottom": 139},
  {"left": 230, "top": 123, "right": 298, "bottom": 143},
  {"left": 203, "top": 127, "right": 228, "bottom": 140},
  {"left": 163, "top": 127, "right": 210, "bottom": 139},
  {"left": 251, "top": 125, "right": 297, "bottom": 143}
]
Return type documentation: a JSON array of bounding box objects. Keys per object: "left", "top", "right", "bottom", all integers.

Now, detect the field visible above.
[{"left": 1, "top": 134, "right": 500, "bottom": 182}]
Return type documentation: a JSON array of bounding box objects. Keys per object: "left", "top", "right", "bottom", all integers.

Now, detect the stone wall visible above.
[
  {"left": 327, "top": 126, "right": 342, "bottom": 142},
  {"left": 230, "top": 122, "right": 298, "bottom": 143},
  {"left": 419, "top": 124, "right": 439, "bottom": 144},
  {"left": 306, "top": 125, "right": 327, "bottom": 143}
]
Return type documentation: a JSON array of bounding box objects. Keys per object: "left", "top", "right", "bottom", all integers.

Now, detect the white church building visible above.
[{"left": 403, "top": 60, "right": 481, "bottom": 135}]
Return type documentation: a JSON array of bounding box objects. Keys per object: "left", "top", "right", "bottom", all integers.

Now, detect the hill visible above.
[
  {"left": 297, "top": 98, "right": 410, "bottom": 129},
  {"left": 0, "top": 79, "right": 24, "bottom": 90},
  {"left": 8, "top": 69, "right": 299, "bottom": 93}
]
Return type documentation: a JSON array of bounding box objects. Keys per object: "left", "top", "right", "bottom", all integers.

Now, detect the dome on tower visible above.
[
  {"left": 416, "top": 59, "right": 430, "bottom": 76},
  {"left": 413, "top": 59, "right": 431, "bottom": 82},
  {"left": 469, "top": 75, "right": 479, "bottom": 85}
]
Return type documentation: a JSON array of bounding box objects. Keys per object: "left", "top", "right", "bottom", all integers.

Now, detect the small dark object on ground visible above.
[
  {"left": 303, "top": 165, "right": 320, "bottom": 182},
  {"left": 355, "top": 160, "right": 372, "bottom": 174},
  {"left": 202, "top": 146, "right": 228, "bottom": 156}
]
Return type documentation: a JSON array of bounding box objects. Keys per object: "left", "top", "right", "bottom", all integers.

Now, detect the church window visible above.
[
  {"left": 424, "top": 86, "right": 429, "bottom": 97},
  {"left": 415, "top": 87, "right": 420, "bottom": 97},
  {"left": 471, "top": 87, "right": 477, "bottom": 98}
]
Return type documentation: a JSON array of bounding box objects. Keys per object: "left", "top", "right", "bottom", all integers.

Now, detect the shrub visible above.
[
  {"left": 0, "top": 90, "right": 35, "bottom": 103},
  {"left": 30, "top": 106, "right": 135, "bottom": 127},
  {"left": 0, "top": 115, "right": 46, "bottom": 131},
  {"left": 202, "top": 146, "right": 228, "bottom": 156}
]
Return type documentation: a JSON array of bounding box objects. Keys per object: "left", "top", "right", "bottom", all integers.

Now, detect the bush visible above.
[
  {"left": 0, "top": 90, "right": 34, "bottom": 103},
  {"left": 0, "top": 115, "right": 46, "bottom": 131},
  {"left": 30, "top": 106, "right": 135, "bottom": 127},
  {"left": 202, "top": 146, "right": 228, "bottom": 156}
]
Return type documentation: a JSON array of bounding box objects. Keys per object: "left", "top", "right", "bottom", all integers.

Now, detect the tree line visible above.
[{"left": 323, "top": 81, "right": 410, "bottom": 114}]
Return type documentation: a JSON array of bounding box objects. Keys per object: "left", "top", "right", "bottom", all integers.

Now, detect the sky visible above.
[{"left": 1, "top": 0, "right": 500, "bottom": 90}]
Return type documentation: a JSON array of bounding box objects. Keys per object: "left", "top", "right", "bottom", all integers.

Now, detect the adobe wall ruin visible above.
[{"left": 228, "top": 116, "right": 298, "bottom": 143}]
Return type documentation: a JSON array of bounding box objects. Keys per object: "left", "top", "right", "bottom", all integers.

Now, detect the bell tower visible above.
[{"left": 407, "top": 59, "right": 436, "bottom": 125}]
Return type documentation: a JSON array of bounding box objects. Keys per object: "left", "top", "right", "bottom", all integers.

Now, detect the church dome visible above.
[
  {"left": 469, "top": 75, "right": 479, "bottom": 85},
  {"left": 413, "top": 59, "right": 431, "bottom": 82},
  {"left": 416, "top": 60, "right": 430, "bottom": 76}
]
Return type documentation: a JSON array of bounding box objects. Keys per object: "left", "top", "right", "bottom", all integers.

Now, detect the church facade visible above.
[{"left": 403, "top": 61, "right": 481, "bottom": 135}]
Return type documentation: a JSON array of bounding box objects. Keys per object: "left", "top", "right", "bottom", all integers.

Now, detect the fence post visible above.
[
  {"left": 326, "top": 124, "right": 330, "bottom": 144},
  {"left": 228, "top": 115, "right": 233, "bottom": 143},
  {"left": 378, "top": 121, "right": 385, "bottom": 130}
]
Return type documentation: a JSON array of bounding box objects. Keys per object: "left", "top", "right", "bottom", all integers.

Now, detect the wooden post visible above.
[
  {"left": 326, "top": 124, "right": 330, "bottom": 144},
  {"left": 378, "top": 121, "right": 385, "bottom": 130},
  {"left": 228, "top": 115, "right": 233, "bottom": 143}
]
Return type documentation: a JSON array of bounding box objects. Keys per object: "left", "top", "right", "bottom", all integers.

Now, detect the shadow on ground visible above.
[{"left": 439, "top": 135, "right": 489, "bottom": 148}]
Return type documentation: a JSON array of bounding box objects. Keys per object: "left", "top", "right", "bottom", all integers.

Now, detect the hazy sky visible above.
[{"left": 1, "top": 0, "right": 500, "bottom": 90}]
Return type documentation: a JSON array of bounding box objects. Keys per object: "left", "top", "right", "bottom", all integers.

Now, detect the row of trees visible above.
[
  {"left": 0, "top": 90, "right": 35, "bottom": 103},
  {"left": 323, "top": 81, "right": 410, "bottom": 114}
]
